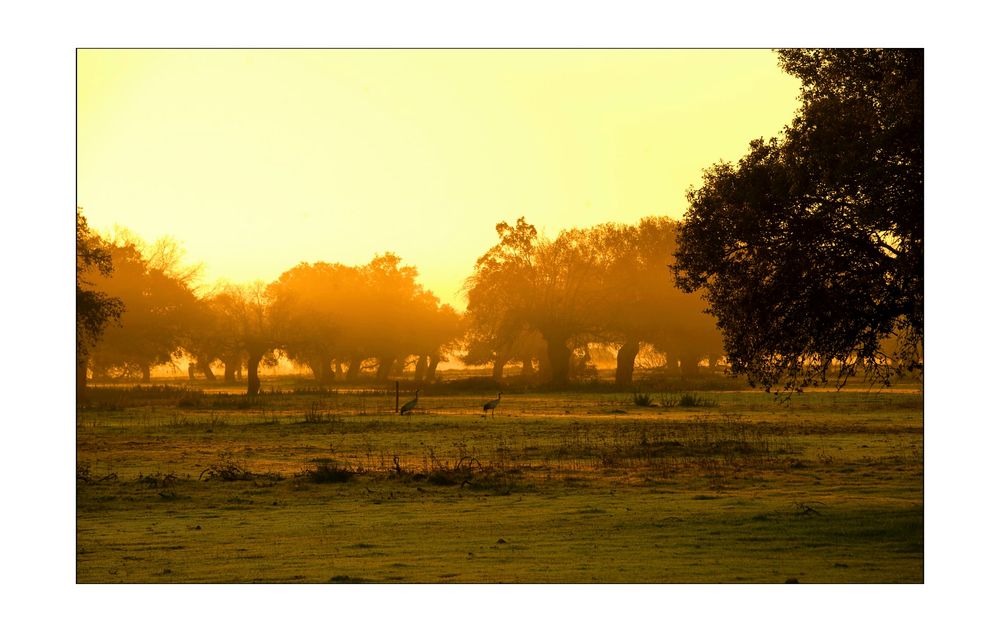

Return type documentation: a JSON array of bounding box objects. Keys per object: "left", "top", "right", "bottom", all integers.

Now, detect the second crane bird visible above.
[
  {"left": 483, "top": 392, "right": 502, "bottom": 417},
  {"left": 400, "top": 389, "right": 420, "bottom": 415}
]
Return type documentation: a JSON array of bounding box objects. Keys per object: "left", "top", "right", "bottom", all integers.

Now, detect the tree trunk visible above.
[
  {"left": 492, "top": 352, "right": 509, "bottom": 381},
  {"left": 308, "top": 356, "right": 334, "bottom": 383},
  {"left": 199, "top": 357, "right": 216, "bottom": 380},
  {"left": 538, "top": 351, "right": 552, "bottom": 382},
  {"left": 91, "top": 359, "right": 109, "bottom": 382},
  {"left": 414, "top": 355, "right": 428, "bottom": 382},
  {"left": 77, "top": 355, "right": 89, "bottom": 397},
  {"left": 223, "top": 358, "right": 237, "bottom": 383},
  {"left": 544, "top": 336, "right": 572, "bottom": 387},
  {"left": 679, "top": 353, "right": 700, "bottom": 379},
  {"left": 376, "top": 356, "right": 395, "bottom": 381},
  {"left": 426, "top": 355, "right": 440, "bottom": 382},
  {"left": 141, "top": 364, "right": 151, "bottom": 384},
  {"left": 346, "top": 357, "right": 361, "bottom": 381},
  {"left": 333, "top": 360, "right": 343, "bottom": 381},
  {"left": 520, "top": 355, "right": 535, "bottom": 377},
  {"left": 708, "top": 354, "right": 721, "bottom": 371},
  {"left": 247, "top": 351, "right": 263, "bottom": 396},
  {"left": 615, "top": 339, "right": 641, "bottom": 388}
]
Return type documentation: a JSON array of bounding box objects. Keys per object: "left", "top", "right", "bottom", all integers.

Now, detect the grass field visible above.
[{"left": 76, "top": 377, "right": 923, "bottom": 583}]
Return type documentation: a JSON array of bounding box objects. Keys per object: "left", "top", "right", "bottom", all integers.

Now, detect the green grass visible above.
[{"left": 77, "top": 380, "right": 923, "bottom": 583}]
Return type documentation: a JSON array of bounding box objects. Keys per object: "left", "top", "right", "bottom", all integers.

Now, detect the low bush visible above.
[
  {"left": 633, "top": 392, "right": 654, "bottom": 407},
  {"left": 305, "top": 461, "right": 356, "bottom": 483},
  {"left": 660, "top": 392, "right": 717, "bottom": 408}
]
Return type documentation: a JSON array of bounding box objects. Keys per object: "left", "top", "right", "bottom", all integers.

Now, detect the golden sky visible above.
[{"left": 78, "top": 49, "right": 800, "bottom": 308}]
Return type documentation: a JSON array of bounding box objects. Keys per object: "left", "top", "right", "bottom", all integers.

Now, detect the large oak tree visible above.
[
  {"left": 85, "top": 234, "right": 200, "bottom": 383},
  {"left": 672, "top": 49, "right": 923, "bottom": 391}
]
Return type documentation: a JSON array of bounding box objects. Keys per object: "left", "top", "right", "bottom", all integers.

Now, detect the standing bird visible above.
[
  {"left": 400, "top": 389, "right": 420, "bottom": 415},
  {"left": 482, "top": 392, "right": 502, "bottom": 417}
]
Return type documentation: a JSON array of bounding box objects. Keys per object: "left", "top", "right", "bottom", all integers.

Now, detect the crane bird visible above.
[
  {"left": 400, "top": 389, "right": 420, "bottom": 415},
  {"left": 482, "top": 392, "right": 502, "bottom": 417}
]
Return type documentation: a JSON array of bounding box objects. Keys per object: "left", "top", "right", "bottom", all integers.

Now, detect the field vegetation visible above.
[{"left": 77, "top": 375, "right": 922, "bottom": 583}]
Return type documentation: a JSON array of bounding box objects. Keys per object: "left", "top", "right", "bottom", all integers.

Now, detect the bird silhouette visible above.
[
  {"left": 400, "top": 389, "right": 420, "bottom": 415},
  {"left": 482, "top": 392, "right": 502, "bottom": 417}
]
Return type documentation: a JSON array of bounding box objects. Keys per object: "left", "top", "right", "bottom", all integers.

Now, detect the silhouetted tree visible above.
[
  {"left": 464, "top": 219, "right": 538, "bottom": 380},
  {"left": 76, "top": 208, "right": 123, "bottom": 394},
  {"left": 85, "top": 233, "right": 198, "bottom": 383},
  {"left": 211, "top": 282, "right": 274, "bottom": 395},
  {"left": 409, "top": 302, "right": 463, "bottom": 382},
  {"left": 269, "top": 262, "right": 360, "bottom": 382},
  {"left": 673, "top": 48, "right": 923, "bottom": 391},
  {"left": 183, "top": 289, "right": 248, "bottom": 382},
  {"left": 465, "top": 219, "right": 603, "bottom": 386},
  {"left": 268, "top": 254, "right": 458, "bottom": 384},
  {"left": 461, "top": 327, "right": 545, "bottom": 382}
]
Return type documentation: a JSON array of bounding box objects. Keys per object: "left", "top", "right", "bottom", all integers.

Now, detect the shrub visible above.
[
  {"left": 301, "top": 402, "right": 342, "bottom": 424},
  {"left": 198, "top": 451, "right": 280, "bottom": 482},
  {"left": 306, "top": 462, "right": 356, "bottom": 483},
  {"left": 661, "top": 392, "right": 717, "bottom": 408},
  {"left": 633, "top": 392, "right": 654, "bottom": 407}
]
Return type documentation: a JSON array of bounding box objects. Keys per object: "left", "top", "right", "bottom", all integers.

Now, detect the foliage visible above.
[
  {"left": 660, "top": 392, "right": 718, "bottom": 408},
  {"left": 182, "top": 290, "right": 247, "bottom": 382},
  {"left": 466, "top": 217, "right": 723, "bottom": 386},
  {"left": 632, "top": 392, "right": 654, "bottom": 407},
  {"left": 304, "top": 460, "right": 356, "bottom": 483},
  {"left": 76, "top": 208, "right": 124, "bottom": 379},
  {"left": 673, "top": 49, "right": 923, "bottom": 391},
  {"left": 198, "top": 451, "right": 281, "bottom": 482},
  {"left": 83, "top": 231, "right": 199, "bottom": 380},
  {"left": 268, "top": 255, "right": 463, "bottom": 383},
  {"left": 587, "top": 218, "right": 722, "bottom": 382},
  {"left": 211, "top": 282, "right": 275, "bottom": 395}
]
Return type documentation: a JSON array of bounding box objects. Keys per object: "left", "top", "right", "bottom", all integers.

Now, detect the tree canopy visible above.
[
  {"left": 589, "top": 217, "right": 722, "bottom": 384},
  {"left": 465, "top": 217, "right": 721, "bottom": 386},
  {"left": 672, "top": 48, "right": 923, "bottom": 391},
  {"left": 83, "top": 233, "right": 200, "bottom": 382},
  {"left": 268, "top": 254, "right": 463, "bottom": 385},
  {"left": 211, "top": 282, "right": 274, "bottom": 396},
  {"left": 76, "top": 208, "right": 124, "bottom": 392}
]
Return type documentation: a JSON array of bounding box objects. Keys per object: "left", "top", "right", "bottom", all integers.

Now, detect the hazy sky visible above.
[{"left": 78, "top": 49, "right": 800, "bottom": 308}]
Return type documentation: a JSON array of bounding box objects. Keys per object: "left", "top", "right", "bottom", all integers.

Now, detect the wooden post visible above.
[{"left": 395, "top": 381, "right": 399, "bottom": 413}]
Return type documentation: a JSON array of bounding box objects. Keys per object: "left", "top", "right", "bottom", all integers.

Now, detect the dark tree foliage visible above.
[
  {"left": 672, "top": 49, "right": 923, "bottom": 391},
  {"left": 76, "top": 208, "right": 123, "bottom": 391},
  {"left": 85, "top": 236, "right": 200, "bottom": 382}
]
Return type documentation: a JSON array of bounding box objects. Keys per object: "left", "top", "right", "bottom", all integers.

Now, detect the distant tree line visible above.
[
  {"left": 75, "top": 210, "right": 721, "bottom": 395},
  {"left": 77, "top": 228, "right": 464, "bottom": 396}
]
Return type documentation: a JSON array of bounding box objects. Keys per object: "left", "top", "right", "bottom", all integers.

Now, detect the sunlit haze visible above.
[{"left": 78, "top": 49, "right": 800, "bottom": 308}]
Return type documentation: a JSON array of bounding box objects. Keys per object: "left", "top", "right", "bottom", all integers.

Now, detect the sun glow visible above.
[{"left": 77, "top": 49, "right": 800, "bottom": 307}]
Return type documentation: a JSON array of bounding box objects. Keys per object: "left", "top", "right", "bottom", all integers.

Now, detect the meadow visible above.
[{"left": 76, "top": 375, "right": 923, "bottom": 583}]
